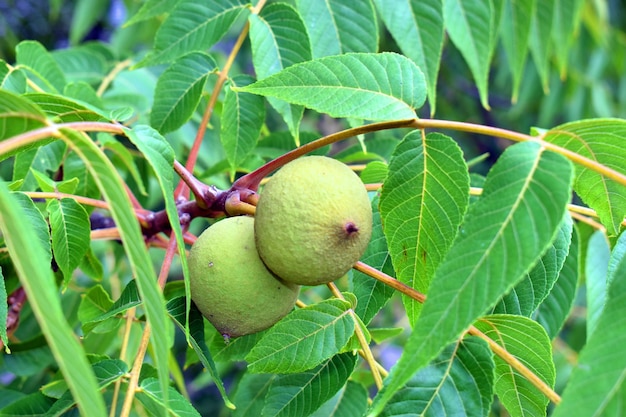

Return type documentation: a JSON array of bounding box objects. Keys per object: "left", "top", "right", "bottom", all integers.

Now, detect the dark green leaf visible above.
[
  {"left": 69, "top": 0, "right": 110, "bottom": 45},
  {"left": 249, "top": 3, "right": 311, "bottom": 143},
  {"left": 500, "top": 0, "right": 535, "bottom": 102},
  {"left": 493, "top": 216, "right": 573, "bottom": 316},
  {"left": 10, "top": 192, "right": 51, "bottom": 263},
  {"left": 0, "top": 267, "right": 7, "bottom": 351},
  {"left": 552, "top": 229, "right": 626, "bottom": 416},
  {"left": 139, "top": 0, "right": 248, "bottom": 66},
  {"left": 380, "top": 337, "right": 494, "bottom": 417},
  {"left": 374, "top": 0, "right": 444, "bottom": 113},
  {"left": 0, "top": 392, "right": 56, "bottom": 417},
  {"left": 150, "top": 52, "right": 216, "bottom": 134},
  {"left": 232, "top": 373, "right": 276, "bottom": 417},
  {"left": 368, "top": 142, "right": 573, "bottom": 415},
  {"left": 380, "top": 132, "right": 469, "bottom": 325},
  {"left": 310, "top": 380, "right": 368, "bottom": 417},
  {"left": 261, "top": 353, "right": 358, "bottom": 417},
  {"left": 47, "top": 198, "right": 91, "bottom": 283},
  {"left": 474, "top": 315, "right": 555, "bottom": 417},
  {"left": 529, "top": 0, "right": 554, "bottom": 92},
  {"left": 295, "top": 0, "right": 378, "bottom": 57},
  {"left": 0, "top": 90, "right": 47, "bottom": 152},
  {"left": 239, "top": 53, "right": 426, "bottom": 121},
  {"left": 551, "top": 0, "right": 585, "bottom": 78},
  {"left": 247, "top": 299, "right": 355, "bottom": 374}
]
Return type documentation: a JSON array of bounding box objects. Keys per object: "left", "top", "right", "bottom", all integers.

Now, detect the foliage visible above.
[{"left": 1, "top": 1, "right": 626, "bottom": 416}]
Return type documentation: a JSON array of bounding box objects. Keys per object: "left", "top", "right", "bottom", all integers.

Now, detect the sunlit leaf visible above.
[
  {"left": 295, "top": 0, "right": 378, "bottom": 58},
  {"left": 239, "top": 53, "right": 426, "bottom": 121},
  {"left": 544, "top": 118, "right": 626, "bottom": 235},
  {"left": 261, "top": 353, "right": 358, "bottom": 417},
  {"left": 475, "top": 315, "right": 555, "bottom": 417},
  {"left": 25, "top": 92, "right": 108, "bottom": 122},
  {"left": 10, "top": 192, "right": 51, "bottom": 263},
  {"left": 247, "top": 299, "right": 355, "bottom": 374},
  {"left": 552, "top": 231, "right": 626, "bottom": 417},
  {"left": 15, "top": 41, "right": 66, "bottom": 92},
  {"left": 380, "top": 338, "right": 494, "bottom": 417},
  {"left": 367, "top": 142, "right": 573, "bottom": 416},
  {"left": 380, "top": 132, "right": 469, "bottom": 325},
  {"left": 0, "top": 268, "right": 7, "bottom": 351},
  {"left": 374, "top": 0, "right": 444, "bottom": 114},
  {"left": 585, "top": 230, "right": 611, "bottom": 338},
  {"left": 137, "top": 378, "right": 201, "bottom": 417}
]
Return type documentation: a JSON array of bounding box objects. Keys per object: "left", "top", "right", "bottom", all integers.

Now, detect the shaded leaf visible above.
[
  {"left": 138, "top": 378, "right": 201, "bottom": 417},
  {"left": 47, "top": 198, "right": 91, "bottom": 283},
  {"left": 0, "top": 392, "right": 56, "bottom": 417},
  {"left": 475, "top": 315, "right": 555, "bottom": 417},
  {"left": 380, "top": 337, "right": 494, "bottom": 417},
  {"left": 247, "top": 299, "right": 355, "bottom": 374},
  {"left": 529, "top": 1, "right": 555, "bottom": 92},
  {"left": 139, "top": 0, "right": 248, "bottom": 66},
  {"left": 551, "top": 229, "right": 626, "bottom": 416},
  {"left": 380, "top": 131, "right": 469, "bottom": 325},
  {"left": 534, "top": 224, "right": 580, "bottom": 339},
  {"left": 443, "top": 0, "right": 495, "bottom": 109},
  {"left": 368, "top": 142, "right": 573, "bottom": 415},
  {"left": 551, "top": 0, "right": 585, "bottom": 78},
  {"left": 0, "top": 184, "right": 107, "bottom": 416},
  {"left": 126, "top": 0, "right": 179, "bottom": 25},
  {"left": 543, "top": 118, "right": 626, "bottom": 235},
  {"left": 374, "top": 0, "right": 444, "bottom": 114},
  {"left": 69, "top": 0, "right": 110, "bottom": 45},
  {"left": 310, "top": 380, "right": 368, "bottom": 417},
  {"left": 295, "top": 0, "right": 378, "bottom": 58},
  {"left": 500, "top": 0, "right": 535, "bottom": 102},
  {"left": 10, "top": 192, "right": 52, "bottom": 263},
  {"left": 351, "top": 195, "right": 395, "bottom": 325},
  {"left": 261, "top": 353, "right": 358, "bottom": 417},
  {"left": 239, "top": 53, "right": 426, "bottom": 121},
  {"left": 232, "top": 373, "right": 276, "bottom": 417},
  {"left": 221, "top": 75, "right": 266, "bottom": 176},
  {"left": 0, "top": 90, "right": 47, "bottom": 153},
  {"left": 0, "top": 268, "right": 6, "bottom": 350},
  {"left": 493, "top": 216, "right": 573, "bottom": 316},
  {"left": 249, "top": 3, "right": 311, "bottom": 144},
  {"left": 150, "top": 52, "right": 216, "bottom": 134}
]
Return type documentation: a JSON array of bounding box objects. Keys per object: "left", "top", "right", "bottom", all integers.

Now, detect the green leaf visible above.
[
  {"left": 247, "top": 298, "right": 355, "bottom": 374},
  {"left": 380, "top": 337, "right": 494, "bottom": 417},
  {"left": 551, "top": 0, "right": 585, "bottom": 78},
  {"left": 544, "top": 118, "right": 626, "bottom": 235},
  {"left": 232, "top": 373, "right": 276, "bottom": 417},
  {"left": 150, "top": 52, "right": 216, "bottom": 134},
  {"left": 351, "top": 196, "right": 395, "bottom": 325},
  {"left": 261, "top": 353, "right": 358, "bottom": 417},
  {"left": 99, "top": 133, "right": 147, "bottom": 196},
  {"left": 47, "top": 198, "right": 91, "bottom": 283},
  {"left": 63, "top": 151, "right": 101, "bottom": 199},
  {"left": 249, "top": 3, "right": 311, "bottom": 144},
  {"left": 500, "top": 0, "right": 535, "bottom": 102},
  {"left": 368, "top": 141, "right": 573, "bottom": 416},
  {"left": 493, "top": 216, "right": 573, "bottom": 316},
  {"left": 295, "top": 0, "right": 378, "bottom": 58},
  {"left": 137, "top": 378, "right": 201, "bottom": 417},
  {"left": 221, "top": 75, "right": 266, "bottom": 177},
  {"left": 534, "top": 224, "right": 580, "bottom": 339},
  {"left": 584, "top": 230, "right": 611, "bottom": 338},
  {"left": 0, "top": 268, "right": 7, "bottom": 351},
  {"left": 0, "top": 392, "right": 56, "bottom": 417},
  {"left": 443, "top": 0, "right": 496, "bottom": 109},
  {"left": 89, "top": 280, "right": 142, "bottom": 325},
  {"left": 138, "top": 0, "right": 248, "bottom": 66},
  {"left": 0, "top": 61, "right": 27, "bottom": 93},
  {"left": 551, "top": 228, "right": 626, "bottom": 416},
  {"left": 0, "top": 89, "right": 47, "bottom": 147},
  {"left": 69, "top": 0, "right": 110, "bottom": 45},
  {"left": 126, "top": 0, "right": 179, "bottom": 25},
  {"left": 10, "top": 193, "right": 52, "bottom": 263},
  {"left": 78, "top": 285, "right": 114, "bottom": 333},
  {"left": 360, "top": 161, "right": 388, "bottom": 184},
  {"left": 310, "top": 380, "right": 368, "bottom": 417},
  {"left": 15, "top": 41, "right": 66, "bottom": 92},
  {"left": 25, "top": 92, "right": 108, "bottom": 122},
  {"left": 239, "top": 52, "right": 426, "bottom": 121},
  {"left": 57, "top": 128, "right": 171, "bottom": 414},
  {"left": 474, "top": 315, "right": 555, "bottom": 417},
  {"left": 12, "top": 140, "right": 66, "bottom": 191},
  {"left": 529, "top": 0, "right": 554, "bottom": 92},
  {"left": 374, "top": 0, "right": 444, "bottom": 114},
  {"left": 167, "top": 297, "right": 233, "bottom": 409},
  {"left": 51, "top": 44, "right": 110, "bottom": 85},
  {"left": 380, "top": 132, "right": 469, "bottom": 325},
  {"left": 0, "top": 184, "right": 107, "bottom": 416}
]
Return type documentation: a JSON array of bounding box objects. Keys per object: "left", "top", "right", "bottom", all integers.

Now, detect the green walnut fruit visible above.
[
  {"left": 188, "top": 216, "right": 300, "bottom": 338},
  {"left": 254, "top": 156, "right": 373, "bottom": 286}
]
